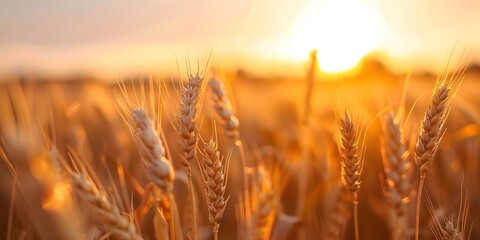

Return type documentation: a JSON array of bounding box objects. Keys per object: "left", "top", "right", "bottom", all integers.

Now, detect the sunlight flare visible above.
[{"left": 279, "top": 0, "right": 385, "bottom": 73}]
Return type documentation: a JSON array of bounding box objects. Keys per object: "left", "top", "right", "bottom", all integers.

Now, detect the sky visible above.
[{"left": 1, "top": 0, "right": 480, "bottom": 78}]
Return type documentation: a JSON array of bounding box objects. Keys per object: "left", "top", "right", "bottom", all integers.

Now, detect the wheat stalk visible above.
[
  {"left": 208, "top": 77, "right": 240, "bottom": 143},
  {"left": 178, "top": 72, "right": 204, "bottom": 240},
  {"left": 199, "top": 138, "right": 230, "bottom": 240},
  {"left": 71, "top": 173, "right": 142, "bottom": 240},
  {"left": 131, "top": 108, "right": 186, "bottom": 240},
  {"left": 414, "top": 82, "right": 454, "bottom": 240},
  {"left": 382, "top": 112, "right": 413, "bottom": 240},
  {"left": 338, "top": 111, "right": 363, "bottom": 240},
  {"left": 251, "top": 166, "right": 276, "bottom": 240}
]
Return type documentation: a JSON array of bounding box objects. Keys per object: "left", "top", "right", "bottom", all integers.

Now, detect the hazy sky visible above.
[{"left": 1, "top": 0, "right": 480, "bottom": 77}]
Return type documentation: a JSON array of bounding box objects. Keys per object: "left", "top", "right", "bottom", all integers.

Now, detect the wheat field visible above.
[{"left": 0, "top": 57, "right": 479, "bottom": 240}]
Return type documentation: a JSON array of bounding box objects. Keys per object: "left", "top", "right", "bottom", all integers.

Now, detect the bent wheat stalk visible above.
[{"left": 131, "top": 108, "right": 182, "bottom": 239}]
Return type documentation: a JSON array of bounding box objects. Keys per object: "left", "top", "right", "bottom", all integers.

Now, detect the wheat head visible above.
[
  {"left": 415, "top": 83, "right": 451, "bottom": 176},
  {"left": 208, "top": 77, "right": 240, "bottom": 142},
  {"left": 178, "top": 73, "right": 204, "bottom": 167},
  {"left": 383, "top": 112, "right": 413, "bottom": 216},
  {"left": 199, "top": 138, "right": 230, "bottom": 237},
  {"left": 339, "top": 112, "right": 362, "bottom": 200},
  {"left": 71, "top": 173, "right": 142, "bottom": 240},
  {"left": 132, "top": 108, "right": 174, "bottom": 195}
]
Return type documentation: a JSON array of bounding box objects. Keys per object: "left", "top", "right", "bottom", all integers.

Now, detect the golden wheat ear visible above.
[
  {"left": 131, "top": 108, "right": 174, "bottom": 196},
  {"left": 382, "top": 112, "right": 413, "bottom": 216},
  {"left": 338, "top": 112, "right": 362, "bottom": 199},
  {"left": 415, "top": 83, "right": 451, "bottom": 175},
  {"left": 63, "top": 152, "right": 143, "bottom": 240},
  {"left": 250, "top": 166, "right": 276, "bottom": 240},
  {"left": 380, "top": 112, "right": 413, "bottom": 240},
  {"left": 208, "top": 77, "right": 240, "bottom": 143},
  {"left": 130, "top": 108, "right": 185, "bottom": 240},
  {"left": 198, "top": 134, "right": 230, "bottom": 240}
]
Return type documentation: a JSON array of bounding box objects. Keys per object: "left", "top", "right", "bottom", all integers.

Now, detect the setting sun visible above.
[{"left": 279, "top": 0, "right": 384, "bottom": 73}]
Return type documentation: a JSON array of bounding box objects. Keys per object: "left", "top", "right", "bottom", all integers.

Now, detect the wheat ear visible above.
[
  {"left": 208, "top": 77, "right": 240, "bottom": 142},
  {"left": 426, "top": 190, "right": 470, "bottom": 240},
  {"left": 199, "top": 138, "right": 230, "bottom": 240},
  {"left": 251, "top": 166, "right": 276, "bottom": 240},
  {"left": 131, "top": 108, "right": 184, "bottom": 240},
  {"left": 414, "top": 82, "right": 453, "bottom": 240},
  {"left": 382, "top": 112, "right": 413, "bottom": 240},
  {"left": 132, "top": 108, "right": 174, "bottom": 195},
  {"left": 179, "top": 73, "right": 204, "bottom": 167},
  {"left": 71, "top": 173, "right": 142, "bottom": 240},
  {"left": 338, "top": 112, "right": 362, "bottom": 240},
  {"left": 325, "top": 183, "right": 349, "bottom": 240},
  {"left": 383, "top": 113, "right": 413, "bottom": 213}
]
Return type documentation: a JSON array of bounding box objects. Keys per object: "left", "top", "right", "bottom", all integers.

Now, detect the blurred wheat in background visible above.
[{"left": 2, "top": 0, "right": 480, "bottom": 240}]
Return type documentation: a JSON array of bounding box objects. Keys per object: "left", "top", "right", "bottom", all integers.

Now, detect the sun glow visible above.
[{"left": 279, "top": 0, "right": 384, "bottom": 73}]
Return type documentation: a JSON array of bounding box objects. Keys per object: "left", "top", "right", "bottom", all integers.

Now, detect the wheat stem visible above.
[
  {"left": 353, "top": 194, "right": 359, "bottom": 240},
  {"left": 415, "top": 174, "right": 425, "bottom": 240}
]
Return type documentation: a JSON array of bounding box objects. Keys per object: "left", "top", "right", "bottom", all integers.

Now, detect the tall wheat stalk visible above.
[
  {"left": 414, "top": 81, "right": 457, "bottom": 240},
  {"left": 297, "top": 50, "right": 318, "bottom": 240},
  {"left": 338, "top": 112, "right": 363, "bottom": 240},
  {"left": 178, "top": 73, "right": 204, "bottom": 240}
]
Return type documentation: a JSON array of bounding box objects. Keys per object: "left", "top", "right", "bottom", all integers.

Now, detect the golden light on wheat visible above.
[{"left": 1, "top": 1, "right": 480, "bottom": 240}]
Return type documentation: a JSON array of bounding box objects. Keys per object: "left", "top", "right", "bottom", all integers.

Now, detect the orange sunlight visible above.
[{"left": 279, "top": 0, "right": 384, "bottom": 73}]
